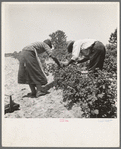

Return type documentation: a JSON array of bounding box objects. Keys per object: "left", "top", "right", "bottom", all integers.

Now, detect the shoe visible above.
[
  {"left": 28, "top": 93, "right": 36, "bottom": 98},
  {"left": 36, "top": 91, "right": 49, "bottom": 98},
  {"left": 23, "top": 92, "right": 36, "bottom": 98}
]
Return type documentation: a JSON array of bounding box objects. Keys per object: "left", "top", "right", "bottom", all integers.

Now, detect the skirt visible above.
[
  {"left": 18, "top": 50, "right": 47, "bottom": 85},
  {"left": 88, "top": 41, "right": 106, "bottom": 71}
]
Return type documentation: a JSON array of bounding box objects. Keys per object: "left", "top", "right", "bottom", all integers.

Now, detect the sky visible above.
[{"left": 2, "top": 2, "right": 119, "bottom": 53}]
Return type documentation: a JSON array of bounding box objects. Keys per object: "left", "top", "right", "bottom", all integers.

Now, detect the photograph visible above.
[{"left": 2, "top": 2, "right": 120, "bottom": 147}]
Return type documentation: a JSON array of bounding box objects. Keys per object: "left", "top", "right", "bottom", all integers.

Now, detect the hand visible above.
[
  {"left": 61, "top": 61, "right": 68, "bottom": 67},
  {"left": 49, "top": 54, "right": 53, "bottom": 58}
]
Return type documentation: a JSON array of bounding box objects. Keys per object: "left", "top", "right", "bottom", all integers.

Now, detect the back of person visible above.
[
  {"left": 73, "top": 39, "right": 97, "bottom": 50},
  {"left": 61, "top": 38, "right": 106, "bottom": 72}
]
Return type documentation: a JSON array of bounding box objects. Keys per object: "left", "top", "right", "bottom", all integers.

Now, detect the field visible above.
[
  {"left": 4, "top": 57, "right": 83, "bottom": 118},
  {"left": 4, "top": 38, "right": 117, "bottom": 118}
]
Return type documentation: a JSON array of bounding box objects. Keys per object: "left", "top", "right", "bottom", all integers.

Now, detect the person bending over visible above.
[
  {"left": 18, "top": 39, "right": 54, "bottom": 98},
  {"left": 61, "top": 39, "right": 106, "bottom": 72}
]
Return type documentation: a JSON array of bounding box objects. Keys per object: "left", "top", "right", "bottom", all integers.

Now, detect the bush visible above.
[
  {"left": 11, "top": 36, "right": 117, "bottom": 118},
  {"left": 46, "top": 45, "right": 117, "bottom": 118}
]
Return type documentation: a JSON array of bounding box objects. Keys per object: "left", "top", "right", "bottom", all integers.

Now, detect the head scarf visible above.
[{"left": 43, "top": 39, "right": 52, "bottom": 48}]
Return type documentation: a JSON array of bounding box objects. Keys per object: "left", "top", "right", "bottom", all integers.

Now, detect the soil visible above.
[{"left": 4, "top": 57, "right": 83, "bottom": 118}]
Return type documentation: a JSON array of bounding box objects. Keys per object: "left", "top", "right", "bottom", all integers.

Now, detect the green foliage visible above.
[
  {"left": 10, "top": 30, "right": 117, "bottom": 118},
  {"left": 46, "top": 32, "right": 117, "bottom": 118},
  {"left": 49, "top": 30, "right": 67, "bottom": 49},
  {"left": 103, "top": 49, "right": 117, "bottom": 73},
  {"left": 47, "top": 61, "right": 117, "bottom": 118},
  {"left": 108, "top": 28, "right": 117, "bottom": 47}
]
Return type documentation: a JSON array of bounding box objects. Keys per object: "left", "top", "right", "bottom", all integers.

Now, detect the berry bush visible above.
[
  {"left": 10, "top": 34, "right": 117, "bottom": 118},
  {"left": 46, "top": 46, "right": 117, "bottom": 118}
]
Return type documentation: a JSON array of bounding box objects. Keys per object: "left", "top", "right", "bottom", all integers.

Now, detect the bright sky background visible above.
[{"left": 2, "top": 2, "right": 119, "bottom": 53}]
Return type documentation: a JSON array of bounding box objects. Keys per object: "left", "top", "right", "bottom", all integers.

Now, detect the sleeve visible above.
[
  {"left": 71, "top": 43, "right": 82, "bottom": 61},
  {"left": 43, "top": 42, "right": 52, "bottom": 56}
]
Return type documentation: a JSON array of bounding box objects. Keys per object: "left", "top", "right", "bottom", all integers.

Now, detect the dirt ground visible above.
[{"left": 4, "top": 57, "right": 83, "bottom": 118}]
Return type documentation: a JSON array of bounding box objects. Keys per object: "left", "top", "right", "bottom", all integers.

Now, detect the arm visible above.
[
  {"left": 77, "top": 57, "right": 89, "bottom": 63},
  {"left": 61, "top": 42, "right": 80, "bottom": 67},
  {"left": 62, "top": 56, "right": 89, "bottom": 67},
  {"left": 34, "top": 48, "right": 46, "bottom": 76},
  {"left": 43, "top": 42, "right": 52, "bottom": 57},
  {"left": 43, "top": 43, "right": 62, "bottom": 67},
  {"left": 61, "top": 59, "right": 75, "bottom": 67},
  {"left": 67, "top": 59, "right": 75, "bottom": 65}
]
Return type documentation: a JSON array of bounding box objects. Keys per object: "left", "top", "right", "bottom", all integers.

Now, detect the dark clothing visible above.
[
  {"left": 23, "top": 42, "right": 52, "bottom": 55},
  {"left": 87, "top": 41, "right": 106, "bottom": 71},
  {"left": 18, "top": 42, "right": 52, "bottom": 85},
  {"left": 18, "top": 50, "right": 47, "bottom": 85},
  {"left": 71, "top": 39, "right": 106, "bottom": 71}
]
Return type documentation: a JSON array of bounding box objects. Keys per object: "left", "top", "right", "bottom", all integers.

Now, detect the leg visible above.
[
  {"left": 36, "top": 84, "right": 45, "bottom": 92},
  {"left": 88, "top": 41, "right": 106, "bottom": 71},
  {"left": 29, "top": 84, "right": 36, "bottom": 95},
  {"left": 36, "top": 84, "right": 49, "bottom": 98}
]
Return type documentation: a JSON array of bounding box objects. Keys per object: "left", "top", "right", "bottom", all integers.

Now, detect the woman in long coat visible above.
[{"left": 18, "top": 39, "right": 53, "bottom": 98}]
